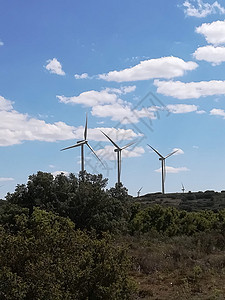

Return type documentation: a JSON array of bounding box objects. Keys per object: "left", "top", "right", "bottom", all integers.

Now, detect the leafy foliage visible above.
[
  {"left": 0, "top": 208, "right": 135, "bottom": 300},
  {"left": 6, "top": 171, "right": 129, "bottom": 233},
  {"left": 130, "top": 204, "right": 225, "bottom": 236}
]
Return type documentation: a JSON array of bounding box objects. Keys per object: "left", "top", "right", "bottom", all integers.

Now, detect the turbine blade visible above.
[
  {"left": 138, "top": 187, "right": 143, "bottom": 193},
  {"left": 86, "top": 143, "right": 105, "bottom": 167},
  {"left": 121, "top": 141, "right": 136, "bottom": 150},
  {"left": 100, "top": 130, "right": 120, "bottom": 149},
  {"left": 165, "top": 149, "right": 178, "bottom": 159},
  {"left": 84, "top": 113, "right": 88, "bottom": 141},
  {"left": 60, "top": 141, "right": 85, "bottom": 151},
  {"left": 147, "top": 144, "right": 164, "bottom": 158}
]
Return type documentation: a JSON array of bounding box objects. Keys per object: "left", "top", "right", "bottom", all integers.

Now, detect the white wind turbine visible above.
[
  {"left": 148, "top": 144, "right": 178, "bottom": 194},
  {"left": 101, "top": 130, "right": 135, "bottom": 184},
  {"left": 137, "top": 187, "right": 143, "bottom": 198},
  {"left": 181, "top": 183, "right": 185, "bottom": 193},
  {"left": 61, "top": 114, "right": 103, "bottom": 173}
]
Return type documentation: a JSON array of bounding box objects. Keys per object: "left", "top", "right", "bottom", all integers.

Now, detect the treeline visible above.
[
  {"left": 130, "top": 205, "right": 225, "bottom": 236},
  {"left": 2, "top": 171, "right": 225, "bottom": 299}
]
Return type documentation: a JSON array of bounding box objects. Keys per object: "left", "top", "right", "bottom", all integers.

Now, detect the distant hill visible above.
[{"left": 134, "top": 190, "right": 225, "bottom": 211}]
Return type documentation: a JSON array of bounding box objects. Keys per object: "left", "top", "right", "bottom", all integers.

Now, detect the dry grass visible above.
[{"left": 117, "top": 231, "right": 225, "bottom": 299}]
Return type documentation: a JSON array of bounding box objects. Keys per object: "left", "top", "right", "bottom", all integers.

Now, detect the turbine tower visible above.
[
  {"left": 181, "top": 183, "right": 185, "bottom": 193},
  {"left": 148, "top": 144, "right": 178, "bottom": 194},
  {"left": 101, "top": 130, "right": 135, "bottom": 184},
  {"left": 61, "top": 114, "right": 103, "bottom": 173}
]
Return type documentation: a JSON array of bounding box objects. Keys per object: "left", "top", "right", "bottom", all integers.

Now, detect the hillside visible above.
[{"left": 135, "top": 190, "right": 225, "bottom": 212}]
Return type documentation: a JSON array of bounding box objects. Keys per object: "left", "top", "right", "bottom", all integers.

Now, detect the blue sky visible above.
[{"left": 1, "top": 0, "right": 225, "bottom": 198}]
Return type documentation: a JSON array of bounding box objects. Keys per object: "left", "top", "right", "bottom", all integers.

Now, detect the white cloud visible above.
[
  {"left": 0, "top": 96, "right": 13, "bottom": 111},
  {"left": 193, "top": 45, "right": 225, "bottom": 65},
  {"left": 183, "top": 0, "right": 225, "bottom": 18},
  {"left": 104, "top": 85, "right": 136, "bottom": 94},
  {"left": 58, "top": 90, "right": 117, "bottom": 107},
  {"left": 45, "top": 58, "right": 65, "bottom": 75},
  {"left": 155, "top": 166, "right": 189, "bottom": 173},
  {"left": 173, "top": 148, "right": 184, "bottom": 155},
  {"left": 49, "top": 165, "right": 55, "bottom": 168},
  {"left": 196, "top": 20, "right": 225, "bottom": 45},
  {"left": 96, "top": 145, "right": 145, "bottom": 161},
  {"left": 58, "top": 86, "right": 159, "bottom": 124},
  {"left": 74, "top": 73, "right": 89, "bottom": 79},
  {"left": 167, "top": 104, "right": 198, "bottom": 113},
  {"left": 52, "top": 171, "right": 70, "bottom": 177},
  {"left": 57, "top": 86, "right": 136, "bottom": 108},
  {"left": 74, "top": 126, "right": 143, "bottom": 142},
  {"left": 98, "top": 57, "right": 198, "bottom": 82},
  {"left": 0, "top": 41, "right": 4, "bottom": 46},
  {"left": 0, "top": 112, "right": 75, "bottom": 146},
  {"left": 196, "top": 110, "right": 206, "bottom": 114},
  {"left": 0, "top": 96, "right": 140, "bottom": 146},
  {"left": 0, "top": 177, "right": 14, "bottom": 182},
  {"left": 92, "top": 103, "right": 157, "bottom": 124},
  {"left": 154, "top": 79, "right": 225, "bottom": 99},
  {"left": 210, "top": 108, "right": 225, "bottom": 118}
]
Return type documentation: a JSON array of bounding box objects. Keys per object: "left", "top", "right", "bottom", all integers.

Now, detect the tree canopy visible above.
[
  {"left": 6, "top": 171, "right": 130, "bottom": 234},
  {"left": 0, "top": 208, "right": 135, "bottom": 300}
]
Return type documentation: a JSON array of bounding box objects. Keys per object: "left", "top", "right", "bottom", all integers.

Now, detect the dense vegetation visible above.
[{"left": 2, "top": 171, "right": 225, "bottom": 299}]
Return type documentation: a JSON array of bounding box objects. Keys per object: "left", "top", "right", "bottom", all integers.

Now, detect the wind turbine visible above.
[
  {"left": 61, "top": 114, "right": 103, "bottom": 173},
  {"left": 181, "top": 183, "right": 185, "bottom": 193},
  {"left": 148, "top": 144, "right": 178, "bottom": 194},
  {"left": 137, "top": 187, "right": 143, "bottom": 198},
  {"left": 101, "top": 130, "right": 135, "bottom": 184}
]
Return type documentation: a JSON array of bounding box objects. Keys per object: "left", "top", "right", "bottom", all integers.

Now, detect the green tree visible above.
[
  {"left": 6, "top": 171, "right": 130, "bottom": 233},
  {"left": 0, "top": 208, "right": 135, "bottom": 300}
]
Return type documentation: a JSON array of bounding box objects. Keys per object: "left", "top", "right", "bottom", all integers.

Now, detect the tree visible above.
[
  {"left": 0, "top": 208, "right": 136, "bottom": 300},
  {"left": 6, "top": 171, "right": 130, "bottom": 233}
]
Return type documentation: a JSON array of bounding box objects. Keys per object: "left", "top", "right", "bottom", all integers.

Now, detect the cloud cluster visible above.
[
  {"left": 45, "top": 58, "right": 65, "bottom": 76},
  {"left": 183, "top": 0, "right": 225, "bottom": 18},
  {"left": 58, "top": 86, "right": 155, "bottom": 124},
  {"left": 98, "top": 57, "right": 198, "bottom": 82},
  {"left": 0, "top": 96, "right": 140, "bottom": 146},
  {"left": 0, "top": 41, "right": 4, "bottom": 46},
  {"left": 154, "top": 79, "right": 225, "bottom": 99},
  {"left": 58, "top": 85, "right": 197, "bottom": 124}
]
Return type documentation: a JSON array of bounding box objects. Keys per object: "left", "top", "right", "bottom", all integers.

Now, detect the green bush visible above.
[{"left": 0, "top": 208, "right": 135, "bottom": 300}]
